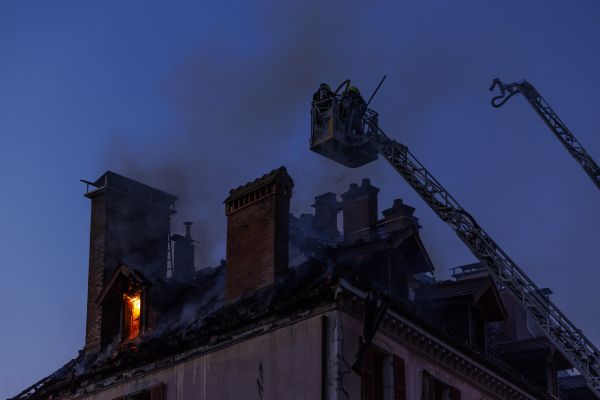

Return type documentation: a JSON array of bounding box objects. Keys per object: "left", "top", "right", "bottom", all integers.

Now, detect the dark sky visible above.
[{"left": 1, "top": 1, "right": 599, "bottom": 397}]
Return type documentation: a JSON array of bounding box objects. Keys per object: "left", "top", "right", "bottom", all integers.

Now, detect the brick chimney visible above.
[
  {"left": 224, "top": 167, "right": 294, "bottom": 303},
  {"left": 381, "top": 199, "right": 418, "bottom": 234},
  {"left": 83, "top": 171, "right": 176, "bottom": 353},
  {"left": 171, "top": 221, "right": 195, "bottom": 282},
  {"left": 341, "top": 179, "right": 379, "bottom": 243},
  {"left": 311, "top": 192, "right": 340, "bottom": 240}
]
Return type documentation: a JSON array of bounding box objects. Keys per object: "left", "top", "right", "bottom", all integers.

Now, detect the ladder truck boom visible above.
[
  {"left": 310, "top": 84, "right": 600, "bottom": 397},
  {"left": 490, "top": 78, "right": 600, "bottom": 191}
]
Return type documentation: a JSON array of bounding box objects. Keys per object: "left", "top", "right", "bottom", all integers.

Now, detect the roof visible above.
[
  {"left": 496, "top": 336, "right": 571, "bottom": 370},
  {"left": 558, "top": 375, "right": 596, "bottom": 400},
  {"left": 10, "top": 261, "right": 331, "bottom": 400},
  {"left": 496, "top": 336, "right": 554, "bottom": 354},
  {"left": 559, "top": 375, "right": 588, "bottom": 391},
  {"left": 417, "top": 277, "right": 490, "bottom": 301},
  {"left": 224, "top": 166, "right": 293, "bottom": 203},
  {"left": 416, "top": 276, "right": 506, "bottom": 321},
  {"left": 96, "top": 263, "right": 149, "bottom": 305},
  {"left": 330, "top": 225, "right": 434, "bottom": 275}
]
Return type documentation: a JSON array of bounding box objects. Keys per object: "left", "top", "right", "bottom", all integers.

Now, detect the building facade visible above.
[{"left": 11, "top": 168, "right": 592, "bottom": 400}]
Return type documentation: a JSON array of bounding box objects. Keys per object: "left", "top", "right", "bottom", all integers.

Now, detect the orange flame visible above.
[{"left": 124, "top": 292, "right": 141, "bottom": 339}]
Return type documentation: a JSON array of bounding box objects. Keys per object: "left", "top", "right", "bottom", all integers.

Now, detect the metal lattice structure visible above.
[
  {"left": 490, "top": 78, "right": 600, "bottom": 191},
  {"left": 310, "top": 90, "right": 600, "bottom": 397}
]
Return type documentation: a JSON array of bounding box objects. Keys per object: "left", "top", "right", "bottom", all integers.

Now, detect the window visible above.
[
  {"left": 123, "top": 291, "right": 142, "bottom": 340},
  {"left": 362, "top": 346, "right": 406, "bottom": 400},
  {"left": 113, "top": 383, "right": 164, "bottom": 400},
  {"left": 421, "top": 371, "right": 461, "bottom": 400}
]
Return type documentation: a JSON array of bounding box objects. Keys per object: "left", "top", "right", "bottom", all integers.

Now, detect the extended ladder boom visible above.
[
  {"left": 359, "top": 112, "right": 600, "bottom": 396},
  {"left": 310, "top": 88, "right": 600, "bottom": 396},
  {"left": 490, "top": 78, "right": 600, "bottom": 191}
]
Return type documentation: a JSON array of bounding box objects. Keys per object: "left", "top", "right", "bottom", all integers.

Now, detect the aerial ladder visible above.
[
  {"left": 310, "top": 79, "right": 600, "bottom": 397},
  {"left": 490, "top": 78, "right": 600, "bottom": 191}
]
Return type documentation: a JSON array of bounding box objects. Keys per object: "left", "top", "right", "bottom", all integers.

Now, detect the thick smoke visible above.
[{"left": 106, "top": 2, "right": 523, "bottom": 270}]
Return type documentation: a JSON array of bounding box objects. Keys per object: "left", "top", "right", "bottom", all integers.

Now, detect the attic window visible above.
[{"left": 123, "top": 292, "right": 142, "bottom": 340}]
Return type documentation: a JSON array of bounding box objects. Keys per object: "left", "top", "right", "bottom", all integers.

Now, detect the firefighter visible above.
[
  {"left": 311, "top": 83, "right": 334, "bottom": 142},
  {"left": 348, "top": 86, "right": 366, "bottom": 108},
  {"left": 312, "top": 83, "right": 333, "bottom": 112},
  {"left": 346, "top": 86, "right": 366, "bottom": 135}
]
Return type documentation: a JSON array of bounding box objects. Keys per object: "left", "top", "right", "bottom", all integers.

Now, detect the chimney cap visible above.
[
  {"left": 382, "top": 198, "right": 415, "bottom": 218},
  {"left": 341, "top": 179, "right": 380, "bottom": 200},
  {"left": 224, "top": 166, "right": 294, "bottom": 204},
  {"left": 313, "top": 192, "right": 337, "bottom": 201},
  {"left": 83, "top": 170, "right": 177, "bottom": 207},
  {"left": 311, "top": 192, "right": 340, "bottom": 209},
  {"left": 184, "top": 221, "right": 193, "bottom": 238}
]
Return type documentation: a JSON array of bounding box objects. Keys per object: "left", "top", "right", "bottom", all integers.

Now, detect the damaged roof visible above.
[{"left": 10, "top": 260, "right": 333, "bottom": 400}]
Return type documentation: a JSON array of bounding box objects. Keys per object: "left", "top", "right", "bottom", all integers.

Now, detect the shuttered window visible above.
[
  {"left": 362, "top": 345, "right": 377, "bottom": 399},
  {"left": 393, "top": 355, "right": 406, "bottom": 400},
  {"left": 112, "top": 383, "right": 164, "bottom": 400},
  {"left": 149, "top": 383, "right": 164, "bottom": 400},
  {"left": 362, "top": 346, "right": 406, "bottom": 400},
  {"left": 421, "top": 371, "right": 460, "bottom": 400}
]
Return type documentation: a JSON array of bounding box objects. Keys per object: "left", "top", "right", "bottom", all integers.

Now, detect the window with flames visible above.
[{"left": 123, "top": 291, "right": 142, "bottom": 340}]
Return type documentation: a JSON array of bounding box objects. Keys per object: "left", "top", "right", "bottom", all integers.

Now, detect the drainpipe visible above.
[{"left": 321, "top": 315, "right": 328, "bottom": 400}]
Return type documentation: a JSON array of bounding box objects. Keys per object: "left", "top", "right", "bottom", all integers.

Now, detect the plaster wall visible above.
[{"left": 79, "top": 314, "right": 322, "bottom": 400}]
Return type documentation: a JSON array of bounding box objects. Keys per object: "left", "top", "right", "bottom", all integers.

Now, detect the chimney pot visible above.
[
  {"left": 172, "top": 221, "right": 195, "bottom": 282},
  {"left": 184, "top": 221, "right": 193, "bottom": 238}
]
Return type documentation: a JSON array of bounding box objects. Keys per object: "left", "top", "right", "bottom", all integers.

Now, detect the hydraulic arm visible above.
[
  {"left": 490, "top": 78, "right": 600, "bottom": 191},
  {"left": 310, "top": 87, "right": 600, "bottom": 397}
]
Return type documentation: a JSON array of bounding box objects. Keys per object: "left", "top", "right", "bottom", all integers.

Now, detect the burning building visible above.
[{"left": 10, "top": 168, "right": 594, "bottom": 400}]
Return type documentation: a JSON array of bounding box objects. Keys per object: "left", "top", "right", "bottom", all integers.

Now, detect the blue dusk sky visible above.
[{"left": 1, "top": 1, "right": 599, "bottom": 397}]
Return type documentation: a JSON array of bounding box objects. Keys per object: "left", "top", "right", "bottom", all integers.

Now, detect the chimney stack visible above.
[
  {"left": 341, "top": 179, "right": 379, "bottom": 243},
  {"left": 171, "top": 221, "right": 195, "bottom": 282},
  {"left": 83, "top": 171, "right": 176, "bottom": 353},
  {"left": 224, "top": 167, "right": 294, "bottom": 303},
  {"left": 311, "top": 192, "right": 340, "bottom": 240},
  {"left": 381, "top": 199, "right": 418, "bottom": 234}
]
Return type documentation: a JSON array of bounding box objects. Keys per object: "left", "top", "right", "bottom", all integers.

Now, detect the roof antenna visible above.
[{"left": 366, "top": 75, "right": 387, "bottom": 107}]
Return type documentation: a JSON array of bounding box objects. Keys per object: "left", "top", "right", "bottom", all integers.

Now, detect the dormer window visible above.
[
  {"left": 123, "top": 291, "right": 142, "bottom": 340},
  {"left": 96, "top": 264, "right": 149, "bottom": 349}
]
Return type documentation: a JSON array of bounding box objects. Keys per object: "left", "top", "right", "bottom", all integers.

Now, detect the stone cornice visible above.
[{"left": 338, "top": 279, "right": 552, "bottom": 400}]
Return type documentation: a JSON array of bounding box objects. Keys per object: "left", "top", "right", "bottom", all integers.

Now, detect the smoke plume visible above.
[{"left": 106, "top": 2, "right": 514, "bottom": 269}]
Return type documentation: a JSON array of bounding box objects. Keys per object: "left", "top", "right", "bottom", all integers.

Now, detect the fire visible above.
[{"left": 123, "top": 292, "right": 141, "bottom": 340}]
